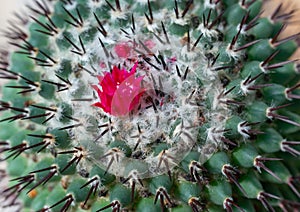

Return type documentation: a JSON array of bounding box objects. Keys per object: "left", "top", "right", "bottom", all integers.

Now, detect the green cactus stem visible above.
[{"left": 0, "top": 0, "right": 300, "bottom": 211}]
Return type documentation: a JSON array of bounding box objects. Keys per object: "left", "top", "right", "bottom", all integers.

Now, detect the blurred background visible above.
[{"left": 0, "top": 0, "right": 31, "bottom": 45}]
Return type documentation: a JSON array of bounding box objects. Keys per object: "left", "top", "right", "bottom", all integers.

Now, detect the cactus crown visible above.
[{"left": 0, "top": 0, "right": 300, "bottom": 211}]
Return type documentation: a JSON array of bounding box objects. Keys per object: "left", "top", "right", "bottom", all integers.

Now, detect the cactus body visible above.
[{"left": 0, "top": 0, "right": 300, "bottom": 211}]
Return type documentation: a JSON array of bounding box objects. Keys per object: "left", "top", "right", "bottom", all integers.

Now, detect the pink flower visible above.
[
  {"left": 92, "top": 64, "right": 145, "bottom": 116},
  {"left": 114, "top": 42, "right": 132, "bottom": 58}
]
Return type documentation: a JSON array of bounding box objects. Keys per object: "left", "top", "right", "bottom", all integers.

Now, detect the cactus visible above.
[{"left": 0, "top": 0, "right": 300, "bottom": 211}]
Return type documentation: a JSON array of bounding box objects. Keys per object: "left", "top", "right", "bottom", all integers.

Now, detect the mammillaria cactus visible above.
[{"left": 0, "top": 0, "right": 300, "bottom": 211}]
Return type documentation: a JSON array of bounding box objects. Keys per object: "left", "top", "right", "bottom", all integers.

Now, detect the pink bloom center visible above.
[{"left": 92, "top": 64, "right": 145, "bottom": 116}]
